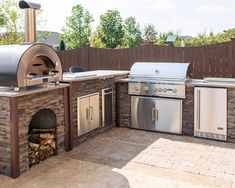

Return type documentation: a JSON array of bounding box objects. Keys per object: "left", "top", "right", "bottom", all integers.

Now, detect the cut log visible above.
[
  {"left": 29, "top": 142, "right": 40, "bottom": 150},
  {"left": 28, "top": 131, "right": 57, "bottom": 167},
  {"left": 40, "top": 133, "right": 54, "bottom": 139},
  {"left": 51, "top": 140, "right": 56, "bottom": 150}
]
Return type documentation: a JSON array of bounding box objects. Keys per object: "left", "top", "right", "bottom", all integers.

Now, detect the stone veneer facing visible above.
[{"left": 0, "top": 87, "right": 70, "bottom": 178}]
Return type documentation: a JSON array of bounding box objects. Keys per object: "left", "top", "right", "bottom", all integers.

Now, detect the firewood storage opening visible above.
[{"left": 28, "top": 109, "right": 57, "bottom": 167}]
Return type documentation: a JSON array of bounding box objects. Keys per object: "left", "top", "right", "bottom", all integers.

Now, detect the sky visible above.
[{"left": 33, "top": 0, "right": 235, "bottom": 37}]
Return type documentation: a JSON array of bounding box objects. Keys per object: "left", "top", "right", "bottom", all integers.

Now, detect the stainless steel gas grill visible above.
[
  {"left": 128, "top": 62, "right": 190, "bottom": 134},
  {"left": 0, "top": 43, "right": 62, "bottom": 90}
]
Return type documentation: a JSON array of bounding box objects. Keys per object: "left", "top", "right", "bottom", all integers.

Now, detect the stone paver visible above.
[{"left": 1, "top": 127, "right": 235, "bottom": 187}]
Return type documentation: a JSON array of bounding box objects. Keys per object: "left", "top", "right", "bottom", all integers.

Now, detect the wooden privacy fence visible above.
[{"left": 58, "top": 39, "right": 235, "bottom": 79}]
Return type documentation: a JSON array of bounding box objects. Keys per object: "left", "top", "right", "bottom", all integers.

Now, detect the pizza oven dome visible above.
[{"left": 0, "top": 43, "right": 62, "bottom": 88}]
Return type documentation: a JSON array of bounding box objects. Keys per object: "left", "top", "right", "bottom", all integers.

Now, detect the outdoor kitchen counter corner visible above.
[{"left": 61, "top": 70, "right": 129, "bottom": 149}]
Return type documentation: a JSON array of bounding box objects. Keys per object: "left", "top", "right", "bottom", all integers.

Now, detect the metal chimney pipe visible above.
[{"left": 19, "top": 1, "right": 41, "bottom": 43}]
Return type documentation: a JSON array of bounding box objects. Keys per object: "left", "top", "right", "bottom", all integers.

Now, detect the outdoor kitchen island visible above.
[
  {"left": 62, "top": 70, "right": 128, "bottom": 149},
  {"left": 117, "top": 78, "right": 235, "bottom": 143}
]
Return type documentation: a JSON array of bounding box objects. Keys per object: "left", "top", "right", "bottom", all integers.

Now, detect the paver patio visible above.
[{"left": 1, "top": 127, "right": 235, "bottom": 187}]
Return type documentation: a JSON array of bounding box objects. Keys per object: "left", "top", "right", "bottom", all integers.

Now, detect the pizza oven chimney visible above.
[{"left": 19, "top": 0, "right": 41, "bottom": 43}]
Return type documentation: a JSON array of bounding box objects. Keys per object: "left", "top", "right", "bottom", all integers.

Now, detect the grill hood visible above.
[
  {"left": 129, "top": 62, "right": 190, "bottom": 81},
  {"left": 0, "top": 43, "right": 62, "bottom": 88}
]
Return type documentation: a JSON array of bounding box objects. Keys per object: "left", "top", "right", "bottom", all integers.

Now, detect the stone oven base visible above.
[{"left": 0, "top": 85, "right": 70, "bottom": 178}]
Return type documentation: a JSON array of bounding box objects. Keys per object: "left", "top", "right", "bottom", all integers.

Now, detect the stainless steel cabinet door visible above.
[
  {"left": 89, "top": 93, "right": 100, "bottom": 131},
  {"left": 131, "top": 96, "right": 156, "bottom": 131},
  {"left": 77, "top": 96, "right": 90, "bottom": 136},
  {"left": 194, "top": 87, "right": 227, "bottom": 135},
  {"left": 155, "top": 98, "right": 182, "bottom": 134}
]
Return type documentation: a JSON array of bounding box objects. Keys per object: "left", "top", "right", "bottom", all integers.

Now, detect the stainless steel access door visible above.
[
  {"left": 194, "top": 87, "right": 227, "bottom": 136},
  {"left": 77, "top": 92, "right": 100, "bottom": 136},
  {"left": 89, "top": 93, "right": 100, "bottom": 131},
  {"left": 131, "top": 96, "right": 156, "bottom": 131},
  {"left": 155, "top": 98, "right": 182, "bottom": 134},
  {"left": 77, "top": 96, "right": 90, "bottom": 136}
]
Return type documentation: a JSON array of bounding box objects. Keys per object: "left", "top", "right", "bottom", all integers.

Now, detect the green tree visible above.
[
  {"left": 0, "top": 12, "right": 5, "bottom": 27},
  {"left": 91, "top": 30, "right": 105, "bottom": 48},
  {"left": 143, "top": 24, "right": 157, "bottom": 43},
  {"left": 97, "top": 10, "right": 124, "bottom": 48},
  {"left": 0, "top": 0, "right": 24, "bottom": 44},
  {"left": 59, "top": 40, "right": 66, "bottom": 50},
  {"left": 123, "top": 17, "right": 143, "bottom": 47},
  {"left": 182, "top": 28, "right": 235, "bottom": 47},
  {"left": 61, "top": 4, "right": 93, "bottom": 49}
]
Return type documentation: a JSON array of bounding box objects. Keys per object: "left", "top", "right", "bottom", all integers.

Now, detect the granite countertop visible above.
[
  {"left": 0, "top": 83, "right": 69, "bottom": 97},
  {"left": 62, "top": 70, "right": 129, "bottom": 82},
  {"left": 187, "top": 79, "right": 235, "bottom": 88}
]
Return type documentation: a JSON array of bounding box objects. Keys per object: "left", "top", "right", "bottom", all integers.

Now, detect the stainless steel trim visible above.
[
  {"left": 128, "top": 82, "right": 186, "bottom": 98},
  {"left": 194, "top": 131, "right": 227, "bottom": 141},
  {"left": 102, "top": 87, "right": 113, "bottom": 127},
  {"left": 24, "top": 75, "right": 60, "bottom": 86}
]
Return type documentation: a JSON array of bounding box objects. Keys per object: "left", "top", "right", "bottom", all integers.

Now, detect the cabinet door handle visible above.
[
  {"left": 156, "top": 109, "right": 158, "bottom": 121},
  {"left": 196, "top": 89, "right": 201, "bottom": 130},
  {"left": 90, "top": 106, "right": 94, "bottom": 121},
  {"left": 86, "top": 107, "right": 90, "bottom": 120},
  {"left": 152, "top": 108, "right": 156, "bottom": 121}
]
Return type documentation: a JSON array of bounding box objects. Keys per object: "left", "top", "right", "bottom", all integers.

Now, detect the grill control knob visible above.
[
  {"left": 144, "top": 86, "right": 149, "bottom": 92},
  {"left": 154, "top": 88, "right": 158, "bottom": 92},
  {"left": 158, "top": 88, "right": 162, "bottom": 92},
  {"left": 135, "top": 86, "right": 139, "bottom": 91},
  {"left": 163, "top": 88, "right": 167, "bottom": 92},
  {"left": 172, "top": 89, "right": 177, "bottom": 93}
]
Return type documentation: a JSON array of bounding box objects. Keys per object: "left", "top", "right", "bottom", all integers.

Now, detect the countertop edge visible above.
[
  {"left": 62, "top": 71, "right": 129, "bottom": 83},
  {"left": 0, "top": 83, "right": 70, "bottom": 97}
]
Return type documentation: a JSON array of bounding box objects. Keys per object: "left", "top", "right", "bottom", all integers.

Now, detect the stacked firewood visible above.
[{"left": 28, "top": 133, "right": 56, "bottom": 167}]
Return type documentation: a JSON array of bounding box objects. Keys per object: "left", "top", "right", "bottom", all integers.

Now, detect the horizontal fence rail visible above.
[{"left": 58, "top": 39, "right": 235, "bottom": 79}]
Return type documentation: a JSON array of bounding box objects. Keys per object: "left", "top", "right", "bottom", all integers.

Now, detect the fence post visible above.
[{"left": 230, "top": 38, "right": 235, "bottom": 77}]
